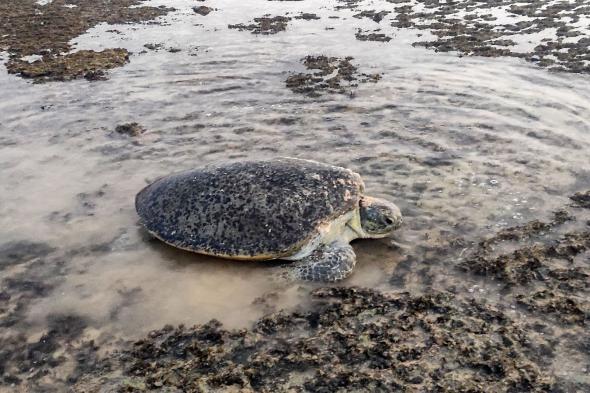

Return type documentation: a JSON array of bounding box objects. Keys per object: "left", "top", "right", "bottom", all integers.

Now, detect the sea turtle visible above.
[{"left": 135, "top": 157, "right": 402, "bottom": 281}]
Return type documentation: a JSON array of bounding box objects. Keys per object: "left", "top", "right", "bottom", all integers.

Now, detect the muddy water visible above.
[{"left": 1, "top": 0, "right": 590, "bottom": 388}]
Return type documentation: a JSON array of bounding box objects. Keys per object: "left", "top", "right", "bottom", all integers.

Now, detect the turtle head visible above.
[{"left": 358, "top": 196, "right": 403, "bottom": 237}]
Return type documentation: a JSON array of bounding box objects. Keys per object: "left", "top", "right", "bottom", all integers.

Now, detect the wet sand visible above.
[{"left": 0, "top": 0, "right": 589, "bottom": 391}]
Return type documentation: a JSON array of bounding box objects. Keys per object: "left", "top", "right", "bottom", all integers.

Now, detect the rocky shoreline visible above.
[
  {"left": 0, "top": 0, "right": 172, "bottom": 82},
  {"left": 1, "top": 0, "right": 589, "bottom": 83}
]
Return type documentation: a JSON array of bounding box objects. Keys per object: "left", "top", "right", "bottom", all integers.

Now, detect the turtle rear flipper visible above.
[{"left": 280, "top": 242, "right": 356, "bottom": 282}]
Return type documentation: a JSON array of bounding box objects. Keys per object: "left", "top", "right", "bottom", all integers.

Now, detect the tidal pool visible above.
[{"left": 0, "top": 0, "right": 589, "bottom": 391}]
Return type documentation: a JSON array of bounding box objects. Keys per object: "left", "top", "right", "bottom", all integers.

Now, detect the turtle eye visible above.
[{"left": 384, "top": 217, "right": 393, "bottom": 225}]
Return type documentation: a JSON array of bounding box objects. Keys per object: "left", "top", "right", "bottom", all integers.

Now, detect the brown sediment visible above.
[
  {"left": 0, "top": 241, "right": 60, "bottom": 330},
  {"left": 0, "top": 234, "right": 130, "bottom": 389},
  {"left": 0, "top": 0, "right": 173, "bottom": 82},
  {"left": 0, "top": 314, "right": 89, "bottom": 385},
  {"left": 285, "top": 55, "right": 381, "bottom": 97}
]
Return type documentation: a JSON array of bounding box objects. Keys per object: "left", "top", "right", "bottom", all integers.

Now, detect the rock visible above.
[
  {"left": 115, "top": 123, "right": 146, "bottom": 136},
  {"left": 229, "top": 15, "right": 291, "bottom": 35},
  {"left": 355, "top": 29, "right": 392, "bottom": 42},
  {"left": 294, "top": 13, "right": 320, "bottom": 20},
  {"left": 0, "top": 0, "right": 173, "bottom": 82},
  {"left": 285, "top": 55, "right": 381, "bottom": 96},
  {"left": 193, "top": 6, "right": 213, "bottom": 16},
  {"left": 570, "top": 190, "right": 590, "bottom": 208}
]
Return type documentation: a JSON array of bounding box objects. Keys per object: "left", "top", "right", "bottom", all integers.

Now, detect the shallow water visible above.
[{"left": 1, "top": 0, "right": 590, "bottom": 385}]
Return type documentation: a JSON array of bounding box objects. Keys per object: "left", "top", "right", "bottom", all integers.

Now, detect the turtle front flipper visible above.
[{"left": 280, "top": 242, "right": 356, "bottom": 282}]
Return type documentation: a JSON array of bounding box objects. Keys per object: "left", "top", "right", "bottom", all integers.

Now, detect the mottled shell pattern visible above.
[{"left": 135, "top": 157, "right": 365, "bottom": 260}]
